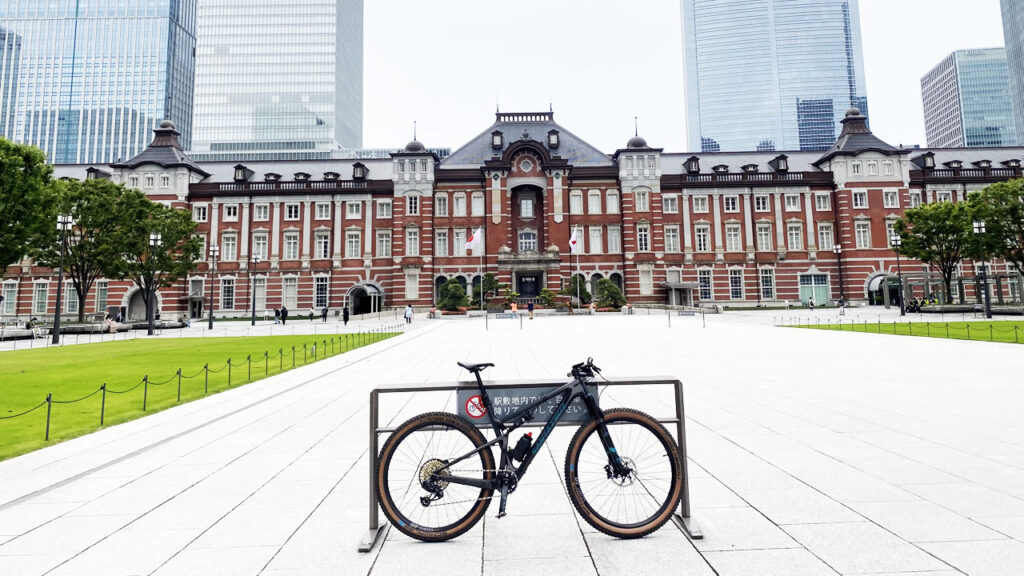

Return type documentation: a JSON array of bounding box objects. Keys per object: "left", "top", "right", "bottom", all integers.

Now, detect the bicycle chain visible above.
[{"left": 415, "top": 468, "right": 508, "bottom": 508}]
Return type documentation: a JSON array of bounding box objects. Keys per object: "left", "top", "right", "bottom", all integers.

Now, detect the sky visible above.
[{"left": 363, "top": 0, "right": 1009, "bottom": 154}]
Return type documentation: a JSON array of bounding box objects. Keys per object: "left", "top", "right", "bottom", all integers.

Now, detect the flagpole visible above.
[{"left": 479, "top": 237, "right": 484, "bottom": 311}]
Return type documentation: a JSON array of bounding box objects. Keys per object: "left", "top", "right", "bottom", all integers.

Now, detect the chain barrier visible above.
[{"left": 0, "top": 329, "right": 403, "bottom": 441}]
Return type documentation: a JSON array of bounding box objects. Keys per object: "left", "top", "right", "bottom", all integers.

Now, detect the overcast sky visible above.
[{"left": 363, "top": 0, "right": 1008, "bottom": 153}]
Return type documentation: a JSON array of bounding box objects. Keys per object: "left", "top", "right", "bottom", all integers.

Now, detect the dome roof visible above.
[
  {"left": 845, "top": 107, "right": 862, "bottom": 118},
  {"left": 158, "top": 119, "right": 176, "bottom": 130},
  {"left": 627, "top": 135, "right": 648, "bottom": 149},
  {"left": 404, "top": 139, "right": 426, "bottom": 153}
]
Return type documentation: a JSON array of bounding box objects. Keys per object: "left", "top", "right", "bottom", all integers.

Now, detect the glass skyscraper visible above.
[
  {"left": 921, "top": 49, "right": 1018, "bottom": 148},
  {"left": 1003, "top": 0, "right": 1024, "bottom": 139},
  {"left": 189, "top": 0, "right": 363, "bottom": 162},
  {"left": 682, "top": 0, "right": 869, "bottom": 152},
  {"left": 0, "top": 1, "right": 197, "bottom": 164}
]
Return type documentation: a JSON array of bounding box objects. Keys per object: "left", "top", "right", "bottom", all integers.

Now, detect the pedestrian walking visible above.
[
  {"left": 342, "top": 306, "right": 350, "bottom": 326},
  {"left": 273, "top": 308, "right": 280, "bottom": 324},
  {"left": 321, "top": 306, "right": 328, "bottom": 322},
  {"left": 404, "top": 305, "right": 414, "bottom": 324},
  {"left": 308, "top": 306, "right": 315, "bottom": 322},
  {"left": 528, "top": 301, "right": 534, "bottom": 320},
  {"left": 839, "top": 298, "right": 845, "bottom": 316},
  {"left": 280, "top": 306, "right": 289, "bottom": 325},
  {"left": 808, "top": 296, "right": 815, "bottom": 311}
]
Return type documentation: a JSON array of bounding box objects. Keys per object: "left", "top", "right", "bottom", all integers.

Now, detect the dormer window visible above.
[
  {"left": 323, "top": 171, "right": 340, "bottom": 181},
  {"left": 685, "top": 156, "right": 700, "bottom": 174},
  {"left": 491, "top": 130, "right": 504, "bottom": 149},
  {"left": 548, "top": 129, "right": 560, "bottom": 148},
  {"left": 1002, "top": 159, "right": 1021, "bottom": 168},
  {"left": 769, "top": 155, "right": 788, "bottom": 172},
  {"left": 972, "top": 160, "right": 991, "bottom": 169},
  {"left": 233, "top": 164, "right": 252, "bottom": 182},
  {"left": 352, "top": 163, "right": 367, "bottom": 180},
  {"left": 712, "top": 164, "right": 729, "bottom": 173},
  {"left": 294, "top": 172, "right": 311, "bottom": 181},
  {"left": 741, "top": 164, "right": 759, "bottom": 173},
  {"left": 943, "top": 160, "right": 962, "bottom": 170},
  {"left": 264, "top": 173, "right": 281, "bottom": 182},
  {"left": 922, "top": 153, "right": 935, "bottom": 169}
]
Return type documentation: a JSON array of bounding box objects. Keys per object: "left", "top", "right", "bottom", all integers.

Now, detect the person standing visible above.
[
  {"left": 839, "top": 297, "right": 846, "bottom": 316},
  {"left": 273, "top": 308, "right": 280, "bottom": 324},
  {"left": 808, "top": 296, "right": 815, "bottom": 311},
  {"left": 321, "top": 306, "right": 328, "bottom": 322},
  {"left": 404, "top": 305, "right": 414, "bottom": 324},
  {"left": 281, "top": 306, "right": 289, "bottom": 325},
  {"left": 527, "top": 301, "right": 534, "bottom": 320},
  {"left": 308, "top": 306, "right": 315, "bottom": 322},
  {"left": 342, "top": 306, "right": 350, "bottom": 326}
]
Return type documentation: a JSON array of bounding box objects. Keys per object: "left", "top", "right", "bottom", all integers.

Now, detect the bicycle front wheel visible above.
[
  {"left": 565, "top": 408, "right": 682, "bottom": 538},
  {"left": 376, "top": 411, "right": 494, "bottom": 542}
]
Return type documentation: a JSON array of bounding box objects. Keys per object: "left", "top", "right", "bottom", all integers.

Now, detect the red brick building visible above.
[{"left": 2, "top": 110, "right": 1022, "bottom": 321}]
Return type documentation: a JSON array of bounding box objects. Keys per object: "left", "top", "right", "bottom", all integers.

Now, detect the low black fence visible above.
[
  {"left": 0, "top": 324, "right": 404, "bottom": 442},
  {"left": 776, "top": 317, "right": 1021, "bottom": 343}
]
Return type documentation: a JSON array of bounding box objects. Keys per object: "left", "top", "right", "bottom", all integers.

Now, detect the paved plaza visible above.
[{"left": 0, "top": 308, "right": 1022, "bottom": 575}]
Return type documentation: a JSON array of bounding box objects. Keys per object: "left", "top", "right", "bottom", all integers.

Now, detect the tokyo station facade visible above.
[{"left": 4, "top": 109, "right": 1024, "bottom": 320}]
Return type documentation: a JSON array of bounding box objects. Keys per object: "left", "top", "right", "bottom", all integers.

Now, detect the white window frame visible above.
[
  {"left": 377, "top": 200, "right": 393, "bottom": 219},
  {"left": 285, "top": 203, "right": 300, "bottom": 220},
  {"left": 376, "top": 231, "right": 392, "bottom": 257},
  {"left": 935, "top": 191, "right": 952, "bottom": 203},
  {"left": 160, "top": 174, "right": 170, "bottom": 188},
  {"left": 221, "top": 235, "right": 237, "bottom": 261},
  {"left": 223, "top": 205, "right": 239, "bottom": 222},
  {"left": 909, "top": 191, "right": 922, "bottom": 208},
  {"left": 588, "top": 191, "right": 602, "bottom": 214},
  {"left": 851, "top": 161, "right": 863, "bottom": 175},
  {"left": 316, "top": 202, "right": 331, "bottom": 220},
  {"left": 63, "top": 280, "right": 79, "bottom": 314},
  {"left": 635, "top": 190, "right": 650, "bottom": 212},
  {"left": 518, "top": 230, "right": 537, "bottom": 253},
  {"left": 94, "top": 281, "right": 108, "bottom": 313},
  {"left": 283, "top": 277, "right": 298, "bottom": 308},
  {"left": 406, "top": 194, "right": 420, "bottom": 216},
  {"left": 784, "top": 194, "right": 800, "bottom": 212},
  {"left": 406, "top": 228, "right": 420, "bottom": 256},
  {"left": 588, "top": 226, "right": 603, "bottom": 254},
  {"left": 569, "top": 191, "right": 584, "bottom": 215},
  {"left": 346, "top": 202, "right": 362, "bottom": 220},
  {"left": 883, "top": 189, "right": 900, "bottom": 209},
  {"left": 520, "top": 197, "right": 534, "bottom": 219},
  {"left": 252, "top": 234, "right": 268, "bottom": 260},
  {"left": 760, "top": 268, "right": 775, "bottom": 300},
  {"left": 883, "top": 160, "right": 894, "bottom": 176},
  {"left": 693, "top": 196, "right": 709, "bottom": 213},
  {"left": 664, "top": 225, "right": 680, "bottom": 252},
  {"left": 636, "top": 223, "right": 651, "bottom": 252},
  {"left": 723, "top": 195, "right": 739, "bottom": 213},
  {"left": 852, "top": 191, "right": 868, "bottom": 209},
  {"left": 639, "top": 269, "right": 654, "bottom": 296},
  {"left": 787, "top": 223, "right": 803, "bottom": 251},
  {"left": 220, "top": 278, "right": 235, "bottom": 310},
  {"left": 695, "top": 225, "right": 711, "bottom": 252},
  {"left": 253, "top": 204, "right": 269, "bottom": 221},
  {"left": 435, "top": 229, "right": 449, "bottom": 257},
  {"left": 855, "top": 221, "right": 871, "bottom": 249},
  {"left": 729, "top": 269, "right": 744, "bottom": 300},
  {"left": 606, "top": 191, "right": 620, "bottom": 214},
  {"left": 405, "top": 271, "right": 419, "bottom": 300},
  {"left": 32, "top": 282, "right": 48, "bottom": 314},
  {"left": 607, "top": 226, "right": 621, "bottom": 253},
  {"left": 817, "top": 222, "right": 834, "bottom": 250},
  {"left": 815, "top": 193, "right": 831, "bottom": 211},
  {"left": 754, "top": 195, "right": 769, "bottom": 212},
  {"left": 756, "top": 223, "right": 772, "bottom": 251},
  {"left": 284, "top": 233, "right": 300, "bottom": 260},
  {"left": 192, "top": 205, "right": 208, "bottom": 222},
  {"left": 316, "top": 231, "right": 331, "bottom": 258},
  {"left": 455, "top": 229, "right": 468, "bottom": 254},
  {"left": 453, "top": 194, "right": 466, "bottom": 217},
  {"left": 725, "top": 224, "right": 742, "bottom": 252},
  {"left": 662, "top": 195, "right": 678, "bottom": 214},
  {"left": 344, "top": 230, "right": 360, "bottom": 258},
  {"left": 698, "top": 269, "right": 712, "bottom": 300},
  {"left": 314, "top": 276, "right": 329, "bottom": 309},
  {"left": 867, "top": 161, "right": 878, "bottom": 176}
]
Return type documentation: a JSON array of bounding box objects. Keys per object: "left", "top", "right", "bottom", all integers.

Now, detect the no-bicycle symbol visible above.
[{"left": 465, "top": 395, "right": 487, "bottom": 419}]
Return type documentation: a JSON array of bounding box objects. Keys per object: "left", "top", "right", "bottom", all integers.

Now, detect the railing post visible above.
[
  {"left": 967, "top": 324, "right": 971, "bottom": 340},
  {"left": 177, "top": 368, "right": 182, "bottom": 402},
  {"left": 304, "top": 344, "right": 307, "bottom": 363},
  {"left": 990, "top": 325, "right": 994, "bottom": 341},
  {"left": 143, "top": 375, "right": 149, "bottom": 411},
  {"left": 228, "top": 358, "right": 232, "bottom": 387},
  {"left": 100, "top": 384, "right": 107, "bottom": 425},
  {"left": 323, "top": 339, "right": 327, "bottom": 354},
  {"left": 247, "top": 355, "right": 252, "bottom": 381},
  {"left": 45, "top": 393, "right": 52, "bottom": 440},
  {"left": 1016, "top": 325, "right": 1019, "bottom": 343},
  {"left": 292, "top": 346, "right": 296, "bottom": 368},
  {"left": 279, "top": 348, "right": 283, "bottom": 372},
  {"left": 265, "top": 351, "right": 269, "bottom": 375},
  {"left": 204, "top": 363, "right": 209, "bottom": 394}
]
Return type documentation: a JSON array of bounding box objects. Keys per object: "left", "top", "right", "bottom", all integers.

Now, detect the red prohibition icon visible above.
[{"left": 465, "top": 395, "right": 487, "bottom": 419}]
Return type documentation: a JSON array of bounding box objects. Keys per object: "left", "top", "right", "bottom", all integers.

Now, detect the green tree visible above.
[
  {"left": 471, "top": 272, "right": 500, "bottom": 306},
  {"left": 107, "top": 191, "right": 202, "bottom": 321},
  {"left": 437, "top": 277, "right": 469, "bottom": 311},
  {"left": 559, "top": 274, "right": 591, "bottom": 305},
  {"left": 538, "top": 288, "right": 557, "bottom": 308},
  {"left": 31, "top": 179, "right": 130, "bottom": 321},
  {"left": 0, "top": 138, "right": 54, "bottom": 275},
  {"left": 595, "top": 278, "right": 627, "bottom": 309},
  {"left": 968, "top": 178, "right": 1024, "bottom": 276},
  {"left": 895, "top": 200, "right": 973, "bottom": 303}
]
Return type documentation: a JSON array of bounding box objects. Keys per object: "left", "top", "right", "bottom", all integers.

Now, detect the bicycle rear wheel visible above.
[
  {"left": 376, "top": 411, "right": 494, "bottom": 542},
  {"left": 565, "top": 408, "right": 682, "bottom": 538}
]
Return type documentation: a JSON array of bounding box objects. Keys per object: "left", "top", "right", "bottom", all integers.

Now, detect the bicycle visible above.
[{"left": 376, "top": 358, "right": 683, "bottom": 542}]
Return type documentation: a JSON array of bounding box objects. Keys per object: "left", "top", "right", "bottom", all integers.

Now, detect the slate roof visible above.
[
  {"left": 110, "top": 120, "right": 210, "bottom": 177},
  {"left": 815, "top": 108, "right": 900, "bottom": 166},
  {"left": 441, "top": 112, "right": 615, "bottom": 168}
]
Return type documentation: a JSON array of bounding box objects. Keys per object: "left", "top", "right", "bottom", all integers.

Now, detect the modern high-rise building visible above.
[
  {"left": 0, "top": 1, "right": 197, "bottom": 164},
  {"left": 189, "top": 0, "right": 364, "bottom": 162},
  {"left": 1003, "top": 0, "right": 1024, "bottom": 138},
  {"left": 682, "top": 0, "right": 869, "bottom": 153},
  {"left": 921, "top": 48, "right": 1018, "bottom": 148}
]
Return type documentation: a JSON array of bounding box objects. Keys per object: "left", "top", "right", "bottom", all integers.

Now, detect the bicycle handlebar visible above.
[{"left": 568, "top": 357, "right": 601, "bottom": 379}]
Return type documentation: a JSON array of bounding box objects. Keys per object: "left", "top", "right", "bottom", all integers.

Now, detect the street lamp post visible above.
[
  {"left": 207, "top": 244, "right": 219, "bottom": 330},
  {"left": 890, "top": 234, "right": 906, "bottom": 316},
  {"left": 146, "top": 232, "right": 162, "bottom": 336},
  {"left": 973, "top": 220, "right": 993, "bottom": 319},
  {"left": 52, "top": 214, "right": 75, "bottom": 344},
  {"left": 250, "top": 254, "right": 262, "bottom": 326},
  {"left": 833, "top": 244, "right": 845, "bottom": 301}
]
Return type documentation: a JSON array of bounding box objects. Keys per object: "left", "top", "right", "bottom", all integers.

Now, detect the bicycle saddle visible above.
[{"left": 457, "top": 361, "right": 494, "bottom": 373}]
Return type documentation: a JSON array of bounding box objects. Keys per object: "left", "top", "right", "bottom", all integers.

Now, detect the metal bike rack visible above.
[{"left": 359, "top": 375, "right": 702, "bottom": 552}]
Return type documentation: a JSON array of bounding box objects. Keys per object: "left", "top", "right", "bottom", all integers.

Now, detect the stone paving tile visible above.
[
  {"left": 152, "top": 545, "right": 278, "bottom": 576},
  {"left": 0, "top": 502, "right": 78, "bottom": 535},
  {"left": 688, "top": 476, "right": 748, "bottom": 508},
  {"left": 903, "top": 483, "right": 1024, "bottom": 518},
  {"left": 0, "top": 554, "right": 64, "bottom": 576},
  {"left": 373, "top": 533, "right": 482, "bottom": 575},
  {"left": 187, "top": 507, "right": 313, "bottom": 549},
  {"left": 702, "top": 548, "right": 840, "bottom": 576},
  {"left": 849, "top": 500, "right": 1005, "bottom": 542},
  {"left": 921, "top": 539, "right": 1024, "bottom": 576},
  {"left": 483, "top": 555, "right": 597, "bottom": 576},
  {"left": 585, "top": 528, "right": 715, "bottom": 576},
  {"left": 975, "top": 516, "right": 1024, "bottom": 540},
  {"left": 47, "top": 528, "right": 200, "bottom": 576},
  {"left": 740, "top": 487, "right": 863, "bottom": 525},
  {"left": 843, "top": 457, "right": 963, "bottom": 486},
  {"left": 483, "top": 513, "right": 589, "bottom": 560},
  {"left": 691, "top": 507, "right": 798, "bottom": 552},
  {"left": 784, "top": 521, "right": 952, "bottom": 574},
  {"left": 0, "top": 513, "right": 133, "bottom": 556}
]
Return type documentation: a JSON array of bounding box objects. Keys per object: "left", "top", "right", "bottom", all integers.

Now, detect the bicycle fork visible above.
[{"left": 583, "top": 394, "right": 632, "bottom": 478}]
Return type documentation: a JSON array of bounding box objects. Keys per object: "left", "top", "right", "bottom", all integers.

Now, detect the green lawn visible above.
[
  {"left": 0, "top": 331, "right": 397, "bottom": 461},
  {"left": 790, "top": 319, "right": 1024, "bottom": 344}
]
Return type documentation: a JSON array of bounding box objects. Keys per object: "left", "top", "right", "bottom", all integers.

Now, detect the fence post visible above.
[
  {"left": 280, "top": 348, "right": 283, "bottom": 372},
  {"left": 966, "top": 324, "right": 971, "bottom": 340},
  {"left": 100, "top": 384, "right": 106, "bottom": 425},
  {"left": 45, "top": 393, "right": 52, "bottom": 440},
  {"left": 323, "top": 339, "right": 327, "bottom": 355},
  {"left": 927, "top": 323, "right": 930, "bottom": 337},
  {"left": 908, "top": 322, "right": 912, "bottom": 335},
  {"left": 228, "top": 358, "right": 232, "bottom": 387},
  {"left": 204, "top": 363, "right": 209, "bottom": 394},
  {"left": 946, "top": 323, "right": 950, "bottom": 338},
  {"left": 177, "top": 368, "right": 182, "bottom": 402},
  {"left": 990, "top": 325, "right": 994, "bottom": 342},
  {"left": 1016, "top": 325, "right": 1020, "bottom": 343},
  {"left": 247, "top": 355, "right": 251, "bottom": 381},
  {"left": 265, "top": 351, "right": 269, "bottom": 375},
  {"left": 292, "top": 346, "right": 296, "bottom": 368},
  {"left": 143, "top": 375, "right": 149, "bottom": 411},
  {"left": 304, "top": 344, "right": 307, "bottom": 363}
]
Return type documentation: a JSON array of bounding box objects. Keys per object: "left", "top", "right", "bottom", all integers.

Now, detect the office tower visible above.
[
  {"left": 0, "top": 1, "right": 197, "bottom": 164},
  {"left": 189, "top": 0, "right": 363, "bottom": 161},
  {"left": 682, "top": 0, "right": 869, "bottom": 152},
  {"left": 1003, "top": 0, "right": 1024, "bottom": 137},
  {"left": 921, "top": 49, "right": 1018, "bottom": 148}
]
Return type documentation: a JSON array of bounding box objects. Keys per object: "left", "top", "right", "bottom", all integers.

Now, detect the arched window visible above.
[
  {"left": 435, "top": 276, "right": 447, "bottom": 301},
  {"left": 610, "top": 273, "right": 623, "bottom": 290},
  {"left": 518, "top": 231, "right": 537, "bottom": 252},
  {"left": 591, "top": 273, "right": 603, "bottom": 297}
]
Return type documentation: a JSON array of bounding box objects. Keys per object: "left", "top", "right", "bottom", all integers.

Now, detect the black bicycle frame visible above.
[{"left": 438, "top": 372, "right": 626, "bottom": 491}]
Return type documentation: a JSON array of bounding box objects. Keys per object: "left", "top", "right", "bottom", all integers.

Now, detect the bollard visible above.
[
  {"left": 143, "top": 375, "right": 149, "bottom": 411},
  {"left": 45, "top": 393, "right": 52, "bottom": 440},
  {"left": 247, "top": 355, "right": 251, "bottom": 381},
  {"left": 204, "top": 364, "right": 209, "bottom": 394},
  {"left": 177, "top": 369, "right": 182, "bottom": 402},
  {"left": 100, "top": 384, "right": 106, "bottom": 425},
  {"left": 228, "top": 359, "right": 232, "bottom": 387}
]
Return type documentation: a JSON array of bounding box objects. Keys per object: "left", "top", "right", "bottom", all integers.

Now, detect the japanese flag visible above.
[
  {"left": 466, "top": 227, "right": 484, "bottom": 254},
  {"left": 569, "top": 225, "right": 580, "bottom": 254}
]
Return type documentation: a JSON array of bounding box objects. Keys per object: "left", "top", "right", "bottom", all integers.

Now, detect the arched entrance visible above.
[
  {"left": 347, "top": 283, "right": 382, "bottom": 315},
  {"left": 867, "top": 274, "right": 901, "bottom": 306},
  {"left": 125, "top": 288, "right": 162, "bottom": 321}
]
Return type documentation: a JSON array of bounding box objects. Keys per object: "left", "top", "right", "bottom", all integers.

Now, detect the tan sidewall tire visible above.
[
  {"left": 564, "top": 408, "right": 682, "bottom": 538},
  {"left": 376, "top": 411, "right": 494, "bottom": 542}
]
